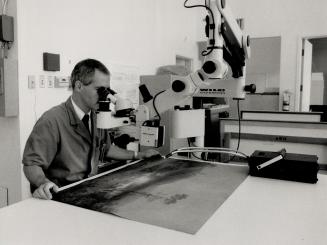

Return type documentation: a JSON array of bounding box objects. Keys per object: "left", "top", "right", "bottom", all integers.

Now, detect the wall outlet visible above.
[
  {"left": 39, "top": 75, "right": 45, "bottom": 88},
  {"left": 47, "top": 76, "right": 54, "bottom": 88},
  {"left": 28, "top": 75, "right": 36, "bottom": 89}
]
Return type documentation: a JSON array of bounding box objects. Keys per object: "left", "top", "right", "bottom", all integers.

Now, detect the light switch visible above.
[
  {"left": 47, "top": 76, "right": 54, "bottom": 88},
  {"left": 28, "top": 75, "right": 36, "bottom": 89},
  {"left": 39, "top": 75, "right": 45, "bottom": 88}
]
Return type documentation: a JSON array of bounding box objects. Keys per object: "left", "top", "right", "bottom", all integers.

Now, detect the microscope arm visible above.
[{"left": 139, "top": 0, "right": 252, "bottom": 120}]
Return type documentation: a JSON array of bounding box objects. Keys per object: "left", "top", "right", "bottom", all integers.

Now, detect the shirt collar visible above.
[{"left": 71, "top": 96, "right": 90, "bottom": 120}]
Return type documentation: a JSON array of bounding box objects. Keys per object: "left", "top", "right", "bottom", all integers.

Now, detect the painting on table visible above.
[{"left": 53, "top": 157, "right": 248, "bottom": 234}]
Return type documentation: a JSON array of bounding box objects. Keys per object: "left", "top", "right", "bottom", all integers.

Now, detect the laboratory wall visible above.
[
  {"left": 0, "top": 0, "right": 21, "bottom": 205},
  {"left": 16, "top": 0, "right": 203, "bottom": 199},
  {"left": 227, "top": 0, "right": 327, "bottom": 110},
  {"left": 246, "top": 37, "right": 281, "bottom": 92}
]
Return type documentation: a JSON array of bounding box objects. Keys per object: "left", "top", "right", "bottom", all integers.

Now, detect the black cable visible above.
[
  {"left": 236, "top": 99, "right": 241, "bottom": 151},
  {"left": 229, "top": 99, "right": 241, "bottom": 162},
  {"left": 184, "top": 0, "right": 216, "bottom": 56},
  {"left": 152, "top": 90, "right": 165, "bottom": 122}
]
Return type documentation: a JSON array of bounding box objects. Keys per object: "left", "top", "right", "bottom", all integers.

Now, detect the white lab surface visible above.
[{"left": 1, "top": 174, "right": 326, "bottom": 245}]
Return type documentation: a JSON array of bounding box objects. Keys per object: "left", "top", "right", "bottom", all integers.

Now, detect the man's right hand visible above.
[{"left": 32, "top": 182, "right": 59, "bottom": 200}]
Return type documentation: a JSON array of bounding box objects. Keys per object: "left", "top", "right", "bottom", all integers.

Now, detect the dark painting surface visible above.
[{"left": 53, "top": 158, "right": 248, "bottom": 234}]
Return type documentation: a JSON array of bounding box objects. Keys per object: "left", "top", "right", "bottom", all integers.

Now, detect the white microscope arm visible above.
[
  {"left": 140, "top": 0, "right": 252, "bottom": 120},
  {"left": 135, "top": 0, "right": 256, "bottom": 148}
]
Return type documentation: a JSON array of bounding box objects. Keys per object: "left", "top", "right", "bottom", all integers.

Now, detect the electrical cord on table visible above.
[{"left": 165, "top": 146, "right": 249, "bottom": 167}]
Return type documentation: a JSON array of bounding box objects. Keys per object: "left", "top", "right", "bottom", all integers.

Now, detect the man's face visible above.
[{"left": 79, "top": 69, "right": 110, "bottom": 111}]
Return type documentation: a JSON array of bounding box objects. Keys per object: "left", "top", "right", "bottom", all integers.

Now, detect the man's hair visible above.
[{"left": 70, "top": 59, "right": 110, "bottom": 89}]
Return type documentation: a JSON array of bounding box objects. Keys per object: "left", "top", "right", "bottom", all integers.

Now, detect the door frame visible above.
[
  {"left": 295, "top": 34, "right": 327, "bottom": 111},
  {"left": 300, "top": 39, "right": 312, "bottom": 112}
]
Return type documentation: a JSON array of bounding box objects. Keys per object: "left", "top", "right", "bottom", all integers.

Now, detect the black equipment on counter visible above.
[{"left": 248, "top": 150, "right": 319, "bottom": 184}]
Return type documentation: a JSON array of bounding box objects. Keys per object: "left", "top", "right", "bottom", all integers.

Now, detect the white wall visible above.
[
  {"left": 16, "top": 0, "right": 203, "bottom": 199},
  {"left": 227, "top": 0, "right": 327, "bottom": 110},
  {"left": 246, "top": 37, "right": 281, "bottom": 92}
]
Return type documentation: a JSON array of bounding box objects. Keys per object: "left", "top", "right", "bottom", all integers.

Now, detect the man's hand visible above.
[
  {"left": 32, "top": 182, "right": 59, "bottom": 200},
  {"left": 138, "top": 149, "right": 161, "bottom": 159}
]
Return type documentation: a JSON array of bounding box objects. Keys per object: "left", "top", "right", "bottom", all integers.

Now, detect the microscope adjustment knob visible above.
[
  {"left": 172, "top": 80, "right": 186, "bottom": 92},
  {"left": 244, "top": 84, "right": 256, "bottom": 94},
  {"left": 202, "top": 61, "right": 217, "bottom": 75}
]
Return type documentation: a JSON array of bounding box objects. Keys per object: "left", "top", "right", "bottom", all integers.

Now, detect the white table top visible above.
[{"left": 1, "top": 175, "right": 327, "bottom": 245}]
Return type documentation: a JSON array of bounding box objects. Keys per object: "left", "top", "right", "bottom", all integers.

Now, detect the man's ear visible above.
[{"left": 75, "top": 81, "right": 82, "bottom": 91}]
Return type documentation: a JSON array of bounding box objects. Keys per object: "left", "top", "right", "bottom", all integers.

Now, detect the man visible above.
[{"left": 23, "top": 59, "right": 159, "bottom": 200}]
